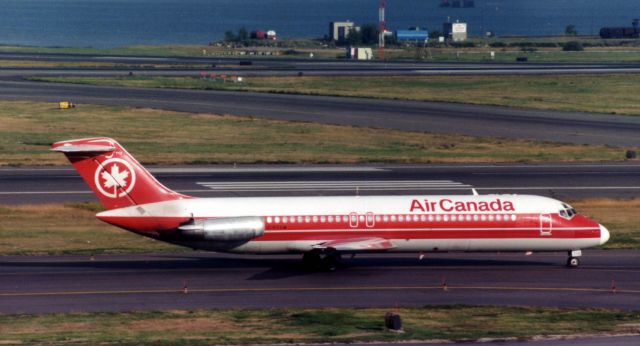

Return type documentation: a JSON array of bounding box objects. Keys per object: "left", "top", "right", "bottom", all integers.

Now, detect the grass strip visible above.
[
  {"left": 32, "top": 74, "right": 640, "bottom": 116},
  {"left": 0, "top": 101, "right": 627, "bottom": 167},
  {"left": 0, "top": 198, "right": 637, "bottom": 256},
  {"left": 0, "top": 203, "right": 178, "bottom": 255},
  {"left": 0, "top": 306, "right": 638, "bottom": 345}
]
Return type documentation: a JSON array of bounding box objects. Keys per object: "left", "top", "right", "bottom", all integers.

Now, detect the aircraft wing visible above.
[{"left": 312, "top": 237, "right": 395, "bottom": 252}]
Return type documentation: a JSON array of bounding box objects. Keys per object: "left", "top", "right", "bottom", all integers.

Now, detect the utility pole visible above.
[{"left": 379, "top": 0, "right": 386, "bottom": 60}]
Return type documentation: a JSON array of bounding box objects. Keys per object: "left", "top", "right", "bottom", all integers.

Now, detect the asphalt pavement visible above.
[
  {"left": 2, "top": 163, "right": 639, "bottom": 204},
  {"left": 1, "top": 250, "right": 638, "bottom": 314}
]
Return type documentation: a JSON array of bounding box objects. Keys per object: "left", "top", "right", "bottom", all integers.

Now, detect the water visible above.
[{"left": 0, "top": 0, "right": 638, "bottom": 48}]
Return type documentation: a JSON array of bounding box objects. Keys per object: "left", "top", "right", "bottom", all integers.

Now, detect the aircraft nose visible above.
[{"left": 599, "top": 224, "right": 610, "bottom": 245}]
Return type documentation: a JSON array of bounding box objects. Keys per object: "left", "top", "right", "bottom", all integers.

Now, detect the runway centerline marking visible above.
[{"left": 1, "top": 285, "right": 639, "bottom": 298}]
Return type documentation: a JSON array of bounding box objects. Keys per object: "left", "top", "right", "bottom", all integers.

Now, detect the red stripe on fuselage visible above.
[{"left": 97, "top": 213, "right": 600, "bottom": 241}]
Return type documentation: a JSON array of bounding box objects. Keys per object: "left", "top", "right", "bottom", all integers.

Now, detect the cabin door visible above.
[
  {"left": 349, "top": 212, "right": 359, "bottom": 228},
  {"left": 365, "top": 212, "right": 375, "bottom": 228},
  {"left": 539, "top": 214, "right": 552, "bottom": 237}
]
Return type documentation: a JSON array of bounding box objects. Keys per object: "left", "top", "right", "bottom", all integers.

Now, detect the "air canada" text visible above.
[{"left": 410, "top": 199, "right": 516, "bottom": 213}]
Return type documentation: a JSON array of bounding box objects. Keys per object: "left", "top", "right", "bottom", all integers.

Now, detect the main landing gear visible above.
[
  {"left": 302, "top": 248, "right": 342, "bottom": 271},
  {"left": 566, "top": 250, "right": 582, "bottom": 268}
]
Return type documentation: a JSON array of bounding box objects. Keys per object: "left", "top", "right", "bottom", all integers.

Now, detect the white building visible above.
[
  {"left": 330, "top": 21, "right": 356, "bottom": 41},
  {"left": 443, "top": 20, "right": 468, "bottom": 42}
]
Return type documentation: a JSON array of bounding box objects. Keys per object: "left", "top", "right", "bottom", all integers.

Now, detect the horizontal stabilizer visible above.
[
  {"left": 313, "top": 237, "right": 395, "bottom": 252},
  {"left": 51, "top": 144, "right": 115, "bottom": 153}
]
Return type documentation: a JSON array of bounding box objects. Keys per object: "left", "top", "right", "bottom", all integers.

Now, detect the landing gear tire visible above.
[
  {"left": 567, "top": 257, "right": 580, "bottom": 268},
  {"left": 302, "top": 249, "right": 322, "bottom": 270},
  {"left": 320, "top": 250, "right": 342, "bottom": 272},
  {"left": 302, "top": 249, "right": 341, "bottom": 271}
]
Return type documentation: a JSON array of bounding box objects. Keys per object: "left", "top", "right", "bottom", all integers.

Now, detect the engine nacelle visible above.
[{"left": 178, "top": 216, "right": 264, "bottom": 242}]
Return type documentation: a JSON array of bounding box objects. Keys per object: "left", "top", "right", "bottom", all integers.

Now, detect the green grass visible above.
[
  {"left": 0, "top": 203, "right": 179, "bottom": 255},
  {"left": 0, "top": 44, "right": 215, "bottom": 57},
  {"left": 32, "top": 74, "right": 640, "bottom": 116},
  {"left": 0, "top": 198, "right": 637, "bottom": 255},
  {"left": 572, "top": 198, "right": 640, "bottom": 249},
  {"left": 0, "top": 101, "right": 626, "bottom": 167},
  {"left": 1, "top": 306, "right": 638, "bottom": 345}
]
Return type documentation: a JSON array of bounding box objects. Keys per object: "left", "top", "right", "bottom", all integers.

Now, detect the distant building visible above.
[
  {"left": 347, "top": 47, "right": 373, "bottom": 60},
  {"left": 330, "top": 21, "right": 356, "bottom": 41},
  {"left": 396, "top": 27, "right": 429, "bottom": 42},
  {"left": 251, "top": 31, "right": 266, "bottom": 39},
  {"left": 251, "top": 30, "right": 277, "bottom": 40},
  {"left": 443, "top": 20, "right": 467, "bottom": 42},
  {"left": 600, "top": 19, "right": 640, "bottom": 39}
]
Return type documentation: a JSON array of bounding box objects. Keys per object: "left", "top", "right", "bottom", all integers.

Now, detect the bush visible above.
[{"left": 562, "top": 41, "right": 584, "bottom": 51}]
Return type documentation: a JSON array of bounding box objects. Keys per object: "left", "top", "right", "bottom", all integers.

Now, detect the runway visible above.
[
  {"left": 0, "top": 250, "right": 638, "bottom": 314},
  {"left": 1, "top": 80, "right": 640, "bottom": 147},
  {"left": 3, "top": 52, "right": 640, "bottom": 77},
  {"left": 2, "top": 163, "right": 639, "bottom": 204}
]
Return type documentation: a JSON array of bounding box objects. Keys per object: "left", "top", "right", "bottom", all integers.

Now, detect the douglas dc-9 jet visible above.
[{"left": 53, "top": 138, "right": 609, "bottom": 270}]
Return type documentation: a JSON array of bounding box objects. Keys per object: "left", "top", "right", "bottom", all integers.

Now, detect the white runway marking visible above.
[
  {"left": 2, "top": 184, "right": 639, "bottom": 196},
  {"left": 196, "top": 180, "right": 471, "bottom": 191}
]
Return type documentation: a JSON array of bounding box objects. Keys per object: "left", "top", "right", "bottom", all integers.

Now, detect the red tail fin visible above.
[{"left": 52, "top": 137, "right": 189, "bottom": 210}]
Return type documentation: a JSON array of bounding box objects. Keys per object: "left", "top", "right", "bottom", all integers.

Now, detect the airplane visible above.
[{"left": 52, "top": 137, "right": 610, "bottom": 270}]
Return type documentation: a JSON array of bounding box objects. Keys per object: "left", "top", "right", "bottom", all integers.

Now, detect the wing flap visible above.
[{"left": 313, "top": 237, "right": 395, "bottom": 252}]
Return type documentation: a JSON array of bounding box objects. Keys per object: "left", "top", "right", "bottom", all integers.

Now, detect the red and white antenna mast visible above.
[{"left": 379, "top": 0, "right": 386, "bottom": 60}]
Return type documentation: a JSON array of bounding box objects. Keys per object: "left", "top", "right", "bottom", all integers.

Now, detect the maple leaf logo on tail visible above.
[
  {"left": 101, "top": 164, "right": 130, "bottom": 196},
  {"left": 94, "top": 158, "right": 137, "bottom": 198}
]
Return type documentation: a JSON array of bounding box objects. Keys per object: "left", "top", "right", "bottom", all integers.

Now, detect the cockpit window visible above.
[{"left": 559, "top": 203, "right": 577, "bottom": 219}]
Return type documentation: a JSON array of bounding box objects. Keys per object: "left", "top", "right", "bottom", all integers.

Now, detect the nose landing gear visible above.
[{"left": 566, "top": 250, "right": 582, "bottom": 268}]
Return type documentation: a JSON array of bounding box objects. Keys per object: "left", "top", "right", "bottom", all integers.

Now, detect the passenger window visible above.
[{"left": 383, "top": 215, "right": 389, "bottom": 222}]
